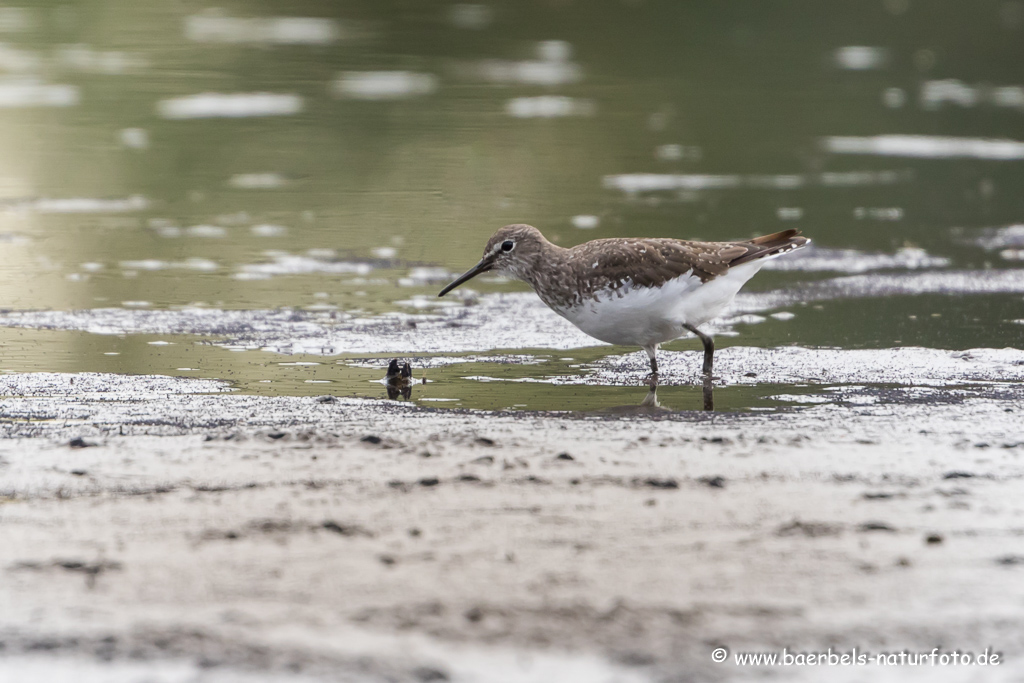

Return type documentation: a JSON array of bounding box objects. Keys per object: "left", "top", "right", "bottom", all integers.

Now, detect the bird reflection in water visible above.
[
  {"left": 601, "top": 375, "right": 714, "bottom": 414},
  {"left": 384, "top": 358, "right": 415, "bottom": 400}
]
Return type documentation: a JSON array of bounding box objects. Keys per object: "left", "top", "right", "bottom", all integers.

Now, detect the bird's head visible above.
[{"left": 438, "top": 224, "right": 547, "bottom": 296}]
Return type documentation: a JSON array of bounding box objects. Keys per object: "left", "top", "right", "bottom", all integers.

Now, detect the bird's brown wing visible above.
[
  {"left": 560, "top": 230, "right": 808, "bottom": 307},
  {"left": 569, "top": 229, "right": 808, "bottom": 291}
]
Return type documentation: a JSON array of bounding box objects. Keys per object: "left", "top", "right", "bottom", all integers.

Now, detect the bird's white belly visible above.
[{"left": 552, "top": 260, "right": 767, "bottom": 347}]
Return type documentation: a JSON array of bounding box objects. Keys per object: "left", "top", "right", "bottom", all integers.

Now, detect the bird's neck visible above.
[{"left": 512, "top": 240, "right": 573, "bottom": 305}]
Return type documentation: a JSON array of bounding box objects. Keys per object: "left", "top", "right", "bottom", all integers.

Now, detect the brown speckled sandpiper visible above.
[{"left": 439, "top": 225, "right": 809, "bottom": 377}]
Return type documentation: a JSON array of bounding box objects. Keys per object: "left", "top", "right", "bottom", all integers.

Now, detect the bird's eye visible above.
[{"left": 501, "top": 240, "right": 515, "bottom": 252}]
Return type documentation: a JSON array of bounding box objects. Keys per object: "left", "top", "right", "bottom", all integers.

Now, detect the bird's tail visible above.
[{"left": 729, "top": 229, "right": 809, "bottom": 266}]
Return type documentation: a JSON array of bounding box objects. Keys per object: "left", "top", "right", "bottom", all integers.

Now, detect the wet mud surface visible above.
[{"left": 1, "top": 370, "right": 1023, "bottom": 681}]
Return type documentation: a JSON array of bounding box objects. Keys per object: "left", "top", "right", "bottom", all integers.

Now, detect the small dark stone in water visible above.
[
  {"left": 412, "top": 666, "right": 449, "bottom": 682},
  {"left": 470, "top": 455, "right": 494, "bottom": 465},
  {"left": 464, "top": 606, "right": 484, "bottom": 623},
  {"left": 699, "top": 476, "right": 726, "bottom": 488},
  {"left": 943, "top": 471, "right": 975, "bottom": 479},
  {"left": 408, "top": 527, "right": 422, "bottom": 537},
  {"left": 555, "top": 452, "right": 574, "bottom": 461},
  {"left": 744, "top": 372, "right": 757, "bottom": 378},
  {"left": 266, "top": 432, "right": 286, "bottom": 440},
  {"left": 863, "top": 492, "right": 895, "bottom": 500},
  {"left": 379, "top": 554, "right": 396, "bottom": 566},
  {"left": 858, "top": 522, "right": 896, "bottom": 532},
  {"left": 321, "top": 520, "right": 372, "bottom": 537},
  {"left": 386, "top": 359, "right": 413, "bottom": 381},
  {"left": 569, "top": 478, "right": 581, "bottom": 485},
  {"left": 925, "top": 533, "right": 944, "bottom": 545},
  {"left": 68, "top": 437, "right": 95, "bottom": 449},
  {"left": 643, "top": 477, "right": 679, "bottom": 489},
  {"left": 361, "top": 435, "right": 382, "bottom": 445},
  {"left": 70, "top": 470, "right": 87, "bottom": 477},
  {"left": 315, "top": 395, "right": 336, "bottom": 404},
  {"left": 475, "top": 437, "right": 496, "bottom": 446},
  {"left": 387, "top": 480, "right": 406, "bottom": 489},
  {"left": 996, "top": 555, "right": 1024, "bottom": 566},
  {"left": 776, "top": 520, "right": 841, "bottom": 537},
  {"left": 418, "top": 477, "right": 440, "bottom": 487},
  {"left": 457, "top": 474, "right": 481, "bottom": 482},
  {"left": 618, "top": 652, "right": 656, "bottom": 667}
]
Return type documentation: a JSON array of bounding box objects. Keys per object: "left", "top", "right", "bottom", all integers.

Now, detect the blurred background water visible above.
[{"left": 0, "top": 0, "right": 1022, "bottom": 409}]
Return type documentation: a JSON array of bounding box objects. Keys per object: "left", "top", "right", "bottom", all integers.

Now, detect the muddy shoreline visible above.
[{"left": 2, "top": 372, "right": 1023, "bottom": 681}]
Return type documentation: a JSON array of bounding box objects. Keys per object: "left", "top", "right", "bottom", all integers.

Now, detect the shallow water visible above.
[{"left": 0, "top": 2, "right": 1022, "bottom": 411}]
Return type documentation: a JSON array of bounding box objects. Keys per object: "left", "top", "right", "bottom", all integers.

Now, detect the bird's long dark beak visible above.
[{"left": 438, "top": 257, "right": 493, "bottom": 297}]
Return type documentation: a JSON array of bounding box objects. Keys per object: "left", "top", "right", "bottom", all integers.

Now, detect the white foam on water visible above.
[
  {"left": 655, "top": 144, "right": 702, "bottom": 161},
  {"left": 56, "top": 44, "right": 147, "bottom": 74},
  {"left": 118, "top": 127, "right": 148, "bottom": 149},
  {"left": 0, "top": 77, "right": 78, "bottom": 108},
  {"left": 0, "top": 7, "right": 34, "bottom": 33},
  {"left": 332, "top": 71, "right": 438, "bottom": 100},
  {"left": 185, "top": 225, "right": 227, "bottom": 238},
  {"left": 461, "top": 40, "right": 580, "bottom": 86},
  {"left": 157, "top": 92, "right": 303, "bottom": 119},
  {"left": 472, "top": 59, "right": 581, "bottom": 86},
  {"left": 235, "top": 254, "right": 373, "bottom": 279},
  {"left": 2, "top": 196, "right": 148, "bottom": 213},
  {"left": 603, "top": 173, "right": 741, "bottom": 193},
  {"left": 762, "top": 246, "right": 949, "bottom": 273},
  {"left": 818, "top": 170, "right": 911, "bottom": 186},
  {"left": 921, "top": 79, "right": 1024, "bottom": 111},
  {"left": 448, "top": 4, "right": 494, "bottom": 29},
  {"left": 527, "top": 346, "right": 1024, "bottom": 388},
  {"left": 603, "top": 170, "right": 911, "bottom": 194},
  {"left": 0, "top": 43, "right": 40, "bottom": 72},
  {"left": 854, "top": 206, "right": 903, "bottom": 220},
  {"left": 834, "top": 46, "right": 888, "bottom": 70},
  {"left": 250, "top": 224, "right": 288, "bottom": 237},
  {"left": 398, "top": 267, "right": 456, "bottom": 288},
  {"left": 372, "top": 246, "right": 398, "bottom": 259},
  {"left": 120, "top": 258, "right": 218, "bottom": 272},
  {"left": 963, "top": 224, "right": 1024, "bottom": 250},
  {"left": 823, "top": 134, "right": 1024, "bottom": 159},
  {"left": 229, "top": 173, "right": 288, "bottom": 189},
  {"left": 185, "top": 11, "right": 340, "bottom": 45},
  {"left": 571, "top": 215, "right": 599, "bottom": 229},
  {"left": 506, "top": 96, "right": 594, "bottom": 118}
]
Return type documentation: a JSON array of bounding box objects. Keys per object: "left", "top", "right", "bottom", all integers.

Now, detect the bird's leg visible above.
[
  {"left": 701, "top": 373, "right": 714, "bottom": 411},
  {"left": 682, "top": 323, "right": 714, "bottom": 375},
  {"left": 643, "top": 345, "right": 659, "bottom": 387}
]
